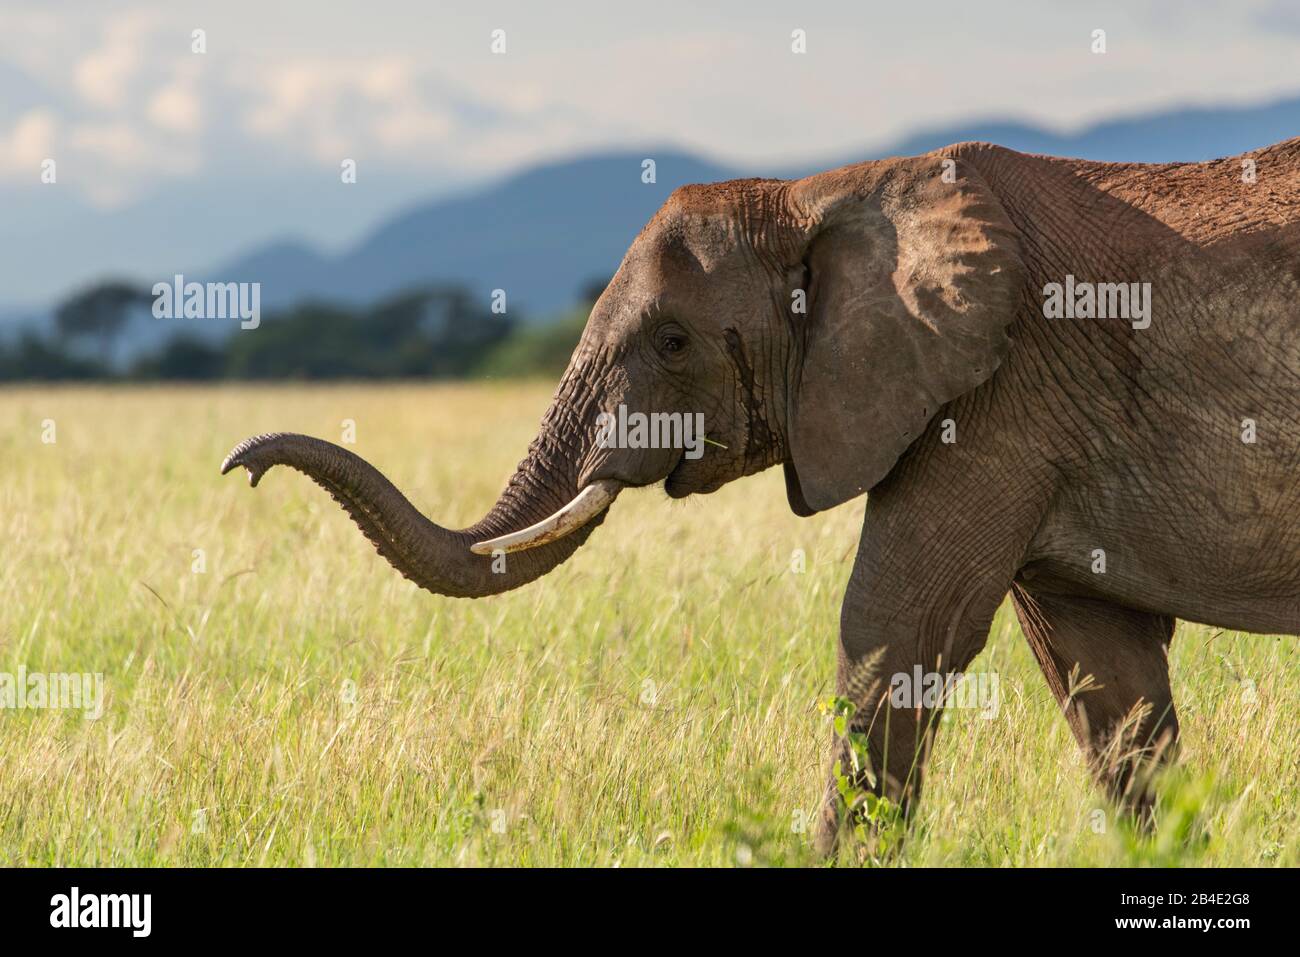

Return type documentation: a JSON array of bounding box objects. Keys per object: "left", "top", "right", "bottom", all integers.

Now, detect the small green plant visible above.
[{"left": 819, "top": 695, "right": 905, "bottom": 863}]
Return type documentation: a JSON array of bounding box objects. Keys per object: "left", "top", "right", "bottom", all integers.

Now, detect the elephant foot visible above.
[{"left": 812, "top": 782, "right": 843, "bottom": 858}]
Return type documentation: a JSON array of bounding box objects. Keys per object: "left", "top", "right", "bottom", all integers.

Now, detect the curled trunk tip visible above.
[{"left": 221, "top": 431, "right": 294, "bottom": 486}]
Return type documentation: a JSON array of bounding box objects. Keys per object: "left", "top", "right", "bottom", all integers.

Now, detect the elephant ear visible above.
[{"left": 784, "top": 156, "right": 1026, "bottom": 512}]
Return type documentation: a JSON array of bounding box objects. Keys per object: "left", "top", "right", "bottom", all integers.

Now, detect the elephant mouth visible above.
[
  {"left": 664, "top": 449, "right": 725, "bottom": 499},
  {"left": 664, "top": 465, "right": 692, "bottom": 499}
]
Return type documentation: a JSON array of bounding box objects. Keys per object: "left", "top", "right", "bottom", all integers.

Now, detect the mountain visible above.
[
  {"left": 212, "top": 95, "right": 1300, "bottom": 323},
  {"left": 204, "top": 151, "right": 742, "bottom": 318},
  {"left": 826, "top": 95, "right": 1300, "bottom": 169}
]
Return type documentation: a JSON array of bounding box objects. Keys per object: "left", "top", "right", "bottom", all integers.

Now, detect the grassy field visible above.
[{"left": 0, "top": 382, "right": 1295, "bottom": 866}]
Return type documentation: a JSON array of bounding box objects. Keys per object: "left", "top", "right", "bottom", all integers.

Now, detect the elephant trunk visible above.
[{"left": 221, "top": 372, "right": 618, "bottom": 598}]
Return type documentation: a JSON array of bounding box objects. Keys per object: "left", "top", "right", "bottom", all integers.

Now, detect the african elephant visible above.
[{"left": 223, "top": 137, "right": 1300, "bottom": 854}]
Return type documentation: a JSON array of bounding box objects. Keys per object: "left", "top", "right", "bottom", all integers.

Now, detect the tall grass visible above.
[{"left": 0, "top": 383, "right": 1294, "bottom": 866}]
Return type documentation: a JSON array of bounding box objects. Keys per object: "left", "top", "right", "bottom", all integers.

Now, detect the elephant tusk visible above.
[{"left": 470, "top": 479, "right": 621, "bottom": 555}]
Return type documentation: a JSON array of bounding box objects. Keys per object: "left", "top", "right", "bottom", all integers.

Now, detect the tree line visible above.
[{"left": 0, "top": 279, "right": 596, "bottom": 382}]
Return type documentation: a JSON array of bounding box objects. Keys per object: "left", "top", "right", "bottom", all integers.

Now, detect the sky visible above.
[{"left": 2, "top": 0, "right": 1300, "bottom": 305}]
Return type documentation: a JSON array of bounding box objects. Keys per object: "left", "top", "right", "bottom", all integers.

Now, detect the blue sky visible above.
[{"left": 2, "top": 0, "right": 1299, "bottom": 305}]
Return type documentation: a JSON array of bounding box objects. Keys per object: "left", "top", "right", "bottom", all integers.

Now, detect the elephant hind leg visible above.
[{"left": 1011, "top": 585, "right": 1178, "bottom": 816}]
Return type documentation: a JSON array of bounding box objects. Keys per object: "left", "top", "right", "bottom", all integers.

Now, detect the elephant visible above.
[{"left": 223, "top": 137, "right": 1300, "bottom": 854}]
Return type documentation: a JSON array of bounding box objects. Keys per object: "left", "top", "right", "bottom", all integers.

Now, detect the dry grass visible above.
[{"left": 0, "top": 382, "right": 1295, "bottom": 866}]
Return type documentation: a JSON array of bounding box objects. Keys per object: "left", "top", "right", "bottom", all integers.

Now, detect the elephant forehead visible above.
[{"left": 631, "top": 213, "right": 751, "bottom": 280}]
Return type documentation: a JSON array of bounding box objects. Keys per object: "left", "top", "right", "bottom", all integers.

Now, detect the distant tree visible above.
[
  {"left": 7, "top": 279, "right": 584, "bottom": 383},
  {"left": 399, "top": 285, "right": 515, "bottom": 377},
  {"left": 0, "top": 331, "right": 107, "bottom": 381},
  {"left": 220, "top": 285, "right": 514, "bottom": 380},
  {"left": 54, "top": 280, "right": 149, "bottom": 360},
  {"left": 222, "top": 301, "right": 362, "bottom": 379},
  {"left": 133, "top": 336, "right": 224, "bottom": 380}
]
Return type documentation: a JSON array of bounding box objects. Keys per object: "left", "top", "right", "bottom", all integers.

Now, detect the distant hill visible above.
[
  {"left": 206, "top": 151, "right": 741, "bottom": 318},
  {"left": 211, "top": 94, "right": 1300, "bottom": 322},
  {"left": 825, "top": 95, "right": 1300, "bottom": 169}
]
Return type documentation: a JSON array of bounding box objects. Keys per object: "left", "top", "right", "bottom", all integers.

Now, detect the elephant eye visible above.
[{"left": 660, "top": 333, "right": 687, "bottom": 355}]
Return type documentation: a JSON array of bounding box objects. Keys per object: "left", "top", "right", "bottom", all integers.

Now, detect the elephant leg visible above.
[
  {"left": 1010, "top": 585, "right": 1178, "bottom": 818},
  {"left": 812, "top": 438, "right": 1051, "bottom": 856},
  {"left": 814, "top": 575, "right": 1008, "bottom": 856}
]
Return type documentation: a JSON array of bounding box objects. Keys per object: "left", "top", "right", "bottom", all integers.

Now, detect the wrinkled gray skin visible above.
[{"left": 225, "top": 139, "right": 1300, "bottom": 854}]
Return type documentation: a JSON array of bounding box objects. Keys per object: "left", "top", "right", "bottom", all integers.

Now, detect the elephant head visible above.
[{"left": 222, "top": 151, "right": 1026, "bottom": 597}]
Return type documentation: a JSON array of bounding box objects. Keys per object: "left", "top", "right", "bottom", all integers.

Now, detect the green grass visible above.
[{"left": 0, "top": 383, "right": 1295, "bottom": 866}]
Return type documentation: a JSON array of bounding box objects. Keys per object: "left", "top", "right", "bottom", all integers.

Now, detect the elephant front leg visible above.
[
  {"left": 1011, "top": 586, "right": 1178, "bottom": 820},
  {"left": 813, "top": 519, "right": 1029, "bottom": 857},
  {"left": 808, "top": 414, "right": 1057, "bottom": 858}
]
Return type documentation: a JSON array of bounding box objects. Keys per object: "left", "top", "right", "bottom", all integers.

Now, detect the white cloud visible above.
[
  {"left": 0, "top": 10, "right": 213, "bottom": 206},
  {"left": 238, "top": 56, "right": 497, "bottom": 162},
  {"left": 148, "top": 80, "right": 202, "bottom": 133},
  {"left": 0, "top": 108, "right": 58, "bottom": 174},
  {"left": 372, "top": 105, "right": 454, "bottom": 151},
  {"left": 72, "top": 13, "right": 153, "bottom": 110},
  {"left": 69, "top": 121, "right": 155, "bottom": 167}
]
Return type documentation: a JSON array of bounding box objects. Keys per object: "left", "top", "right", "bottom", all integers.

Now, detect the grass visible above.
[{"left": 0, "top": 382, "right": 1295, "bottom": 866}]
